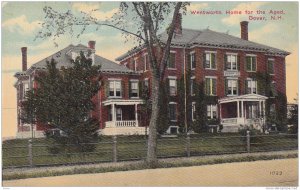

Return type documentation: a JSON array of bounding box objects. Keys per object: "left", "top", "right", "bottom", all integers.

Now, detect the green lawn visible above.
[{"left": 2, "top": 133, "right": 298, "bottom": 168}]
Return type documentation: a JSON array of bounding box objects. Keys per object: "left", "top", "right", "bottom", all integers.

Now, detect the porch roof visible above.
[
  {"left": 218, "top": 94, "right": 268, "bottom": 104},
  {"left": 103, "top": 99, "right": 144, "bottom": 106}
]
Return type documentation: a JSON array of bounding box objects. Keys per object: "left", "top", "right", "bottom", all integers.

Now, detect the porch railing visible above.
[
  {"left": 221, "top": 118, "right": 237, "bottom": 124},
  {"left": 105, "top": 120, "right": 137, "bottom": 127},
  {"left": 246, "top": 118, "right": 262, "bottom": 125}
]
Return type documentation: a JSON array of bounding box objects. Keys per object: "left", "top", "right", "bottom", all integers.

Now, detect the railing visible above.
[
  {"left": 2, "top": 133, "right": 297, "bottom": 168},
  {"left": 246, "top": 118, "right": 262, "bottom": 125},
  {"left": 105, "top": 120, "right": 137, "bottom": 127},
  {"left": 221, "top": 118, "right": 237, "bottom": 124},
  {"left": 116, "top": 120, "right": 136, "bottom": 127}
]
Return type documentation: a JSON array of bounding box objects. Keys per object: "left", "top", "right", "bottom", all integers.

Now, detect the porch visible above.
[
  {"left": 102, "top": 99, "right": 145, "bottom": 135},
  {"left": 219, "top": 94, "right": 268, "bottom": 132}
]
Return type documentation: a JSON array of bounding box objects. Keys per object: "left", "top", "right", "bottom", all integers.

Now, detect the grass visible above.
[
  {"left": 3, "top": 150, "right": 298, "bottom": 181},
  {"left": 2, "top": 133, "right": 298, "bottom": 168}
]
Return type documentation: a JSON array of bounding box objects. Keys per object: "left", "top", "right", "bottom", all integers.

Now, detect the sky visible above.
[{"left": 2, "top": 2, "right": 299, "bottom": 138}]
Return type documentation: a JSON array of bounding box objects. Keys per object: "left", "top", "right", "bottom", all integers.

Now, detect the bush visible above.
[{"left": 238, "top": 125, "right": 261, "bottom": 143}]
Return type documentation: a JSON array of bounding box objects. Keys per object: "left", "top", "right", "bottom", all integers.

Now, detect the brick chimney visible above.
[
  {"left": 21, "top": 47, "right": 27, "bottom": 71},
  {"left": 174, "top": 13, "right": 182, "bottom": 35},
  {"left": 240, "top": 21, "right": 249, "bottom": 40},
  {"left": 88, "top": 41, "right": 96, "bottom": 49}
]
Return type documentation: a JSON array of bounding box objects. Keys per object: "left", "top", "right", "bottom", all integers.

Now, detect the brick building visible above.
[{"left": 15, "top": 17, "right": 289, "bottom": 138}]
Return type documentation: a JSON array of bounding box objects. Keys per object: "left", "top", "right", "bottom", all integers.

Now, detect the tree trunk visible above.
[{"left": 146, "top": 75, "right": 160, "bottom": 167}]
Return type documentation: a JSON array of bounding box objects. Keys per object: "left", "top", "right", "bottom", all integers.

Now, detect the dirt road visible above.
[{"left": 3, "top": 158, "right": 298, "bottom": 187}]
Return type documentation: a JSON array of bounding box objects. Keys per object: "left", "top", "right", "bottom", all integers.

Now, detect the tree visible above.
[
  {"left": 255, "top": 72, "right": 288, "bottom": 132},
  {"left": 21, "top": 52, "right": 101, "bottom": 150},
  {"left": 191, "top": 82, "right": 208, "bottom": 133},
  {"left": 36, "top": 2, "right": 189, "bottom": 166},
  {"left": 288, "top": 97, "right": 298, "bottom": 134}
]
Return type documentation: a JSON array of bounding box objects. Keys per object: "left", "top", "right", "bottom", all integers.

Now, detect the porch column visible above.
[
  {"left": 112, "top": 103, "right": 116, "bottom": 123},
  {"left": 219, "top": 103, "right": 222, "bottom": 120},
  {"left": 241, "top": 101, "right": 244, "bottom": 118},
  {"left": 135, "top": 104, "right": 138, "bottom": 127},
  {"left": 263, "top": 100, "right": 266, "bottom": 123},
  {"left": 259, "top": 101, "right": 262, "bottom": 117},
  {"left": 237, "top": 101, "right": 240, "bottom": 118}
]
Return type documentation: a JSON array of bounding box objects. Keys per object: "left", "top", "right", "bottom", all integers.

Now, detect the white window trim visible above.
[
  {"left": 246, "top": 54, "right": 257, "bottom": 57},
  {"left": 169, "top": 78, "right": 177, "bottom": 96},
  {"left": 205, "top": 50, "right": 217, "bottom": 53},
  {"left": 225, "top": 52, "right": 238, "bottom": 55},
  {"left": 168, "top": 76, "right": 177, "bottom": 79},
  {"left": 109, "top": 80, "right": 122, "bottom": 98},
  {"left": 226, "top": 54, "right": 238, "bottom": 71},
  {"left": 134, "top": 58, "right": 137, "bottom": 71},
  {"left": 205, "top": 76, "right": 217, "bottom": 79},
  {"left": 169, "top": 102, "right": 177, "bottom": 122},
  {"left": 143, "top": 53, "right": 148, "bottom": 72},
  {"left": 130, "top": 81, "right": 139, "bottom": 98},
  {"left": 227, "top": 78, "right": 238, "bottom": 96},
  {"left": 205, "top": 52, "right": 217, "bottom": 70},
  {"left": 167, "top": 52, "right": 176, "bottom": 70},
  {"left": 108, "top": 78, "right": 122, "bottom": 81},
  {"left": 190, "top": 77, "right": 195, "bottom": 96},
  {"left": 246, "top": 78, "right": 257, "bottom": 94},
  {"left": 190, "top": 52, "right": 195, "bottom": 70},
  {"left": 192, "top": 102, "right": 196, "bottom": 121},
  {"left": 207, "top": 104, "right": 218, "bottom": 119},
  {"left": 267, "top": 59, "right": 275, "bottom": 75},
  {"left": 205, "top": 76, "right": 217, "bottom": 96},
  {"left": 246, "top": 55, "right": 257, "bottom": 72}
]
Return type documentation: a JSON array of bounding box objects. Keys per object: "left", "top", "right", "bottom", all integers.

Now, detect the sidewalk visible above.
[
  {"left": 3, "top": 150, "right": 297, "bottom": 181},
  {"left": 3, "top": 158, "right": 298, "bottom": 186}
]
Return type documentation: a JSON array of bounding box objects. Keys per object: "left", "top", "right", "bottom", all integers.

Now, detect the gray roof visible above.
[
  {"left": 116, "top": 28, "right": 290, "bottom": 61},
  {"left": 27, "top": 44, "right": 134, "bottom": 74}
]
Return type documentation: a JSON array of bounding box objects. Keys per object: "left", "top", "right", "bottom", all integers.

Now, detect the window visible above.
[
  {"left": 268, "top": 59, "right": 275, "bottom": 75},
  {"left": 169, "top": 78, "right": 177, "bottom": 96},
  {"left": 192, "top": 102, "right": 196, "bottom": 121},
  {"left": 246, "top": 79, "right": 257, "bottom": 94},
  {"left": 226, "top": 54, "right": 237, "bottom": 70},
  {"left": 116, "top": 108, "right": 122, "bottom": 121},
  {"left": 270, "top": 103, "right": 276, "bottom": 113},
  {"left": 270, "top": 81, "right": 276, "bottom": 97},
  {"left": 133, "top": 59, "right": 137, "bottom": 71},
  {"left": 144, "top": 79, "right": 149, "bottom": 89},
  {"left": 109, "top": 80, "right": 121, "bottom": 97},
  {"left": 227, "top": 79, "right": 238, "bottom": 96},
  {"left": 144, "top": 54, "right": 149, "bottom": 71},
  {"left": 205, "top": 52, "right": 216, "bottom": 69},
  {"left": 246, "top": 56, "right": 256, "bottom": 72},
  {"left": 205, "top": 77, "right": 217, "bottom": 96},
  {"left": 130, "top": 81, "right": 139, "bottom": 98},
  {"left": 22, "top": 83, "right": 29, "bottom": 100},
  {"left": 169, "top": 103, "right": 177, "bottom": 121},
  {"left": 190, "top": 52, "right": 195, "bottom": 70},
  {"left": 246, "top": 103, "right": 259, "bottom": 119},
  {"left": 207, "top": 105, "right": 217, "bottom": 119},
  {"left": 167, "top": 52, "right": 176, "bottom": 69},
  {"left": 190, "top": 77, "right": 195, "bottom": 96}
]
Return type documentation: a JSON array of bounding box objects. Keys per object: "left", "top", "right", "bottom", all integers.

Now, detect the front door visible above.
[{"left": 116, "top": 108, "right": 122, "bottom": 121}]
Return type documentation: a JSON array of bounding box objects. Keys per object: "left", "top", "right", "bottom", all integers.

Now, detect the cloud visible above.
[
  {"left": 249, "top": 23, "right": 278, "bottom": 42},
  {"left": 72, "top": 2, "right": 118, "bottom": 21},
  {"left": 2, "top": 15, "right": 41, "bottom": 35},
  {"left": 222, "top": 2, "right": 267, "bottom": 25},
  {"left": 187, "top": 3, "right": 208, "bottom": 11}
]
